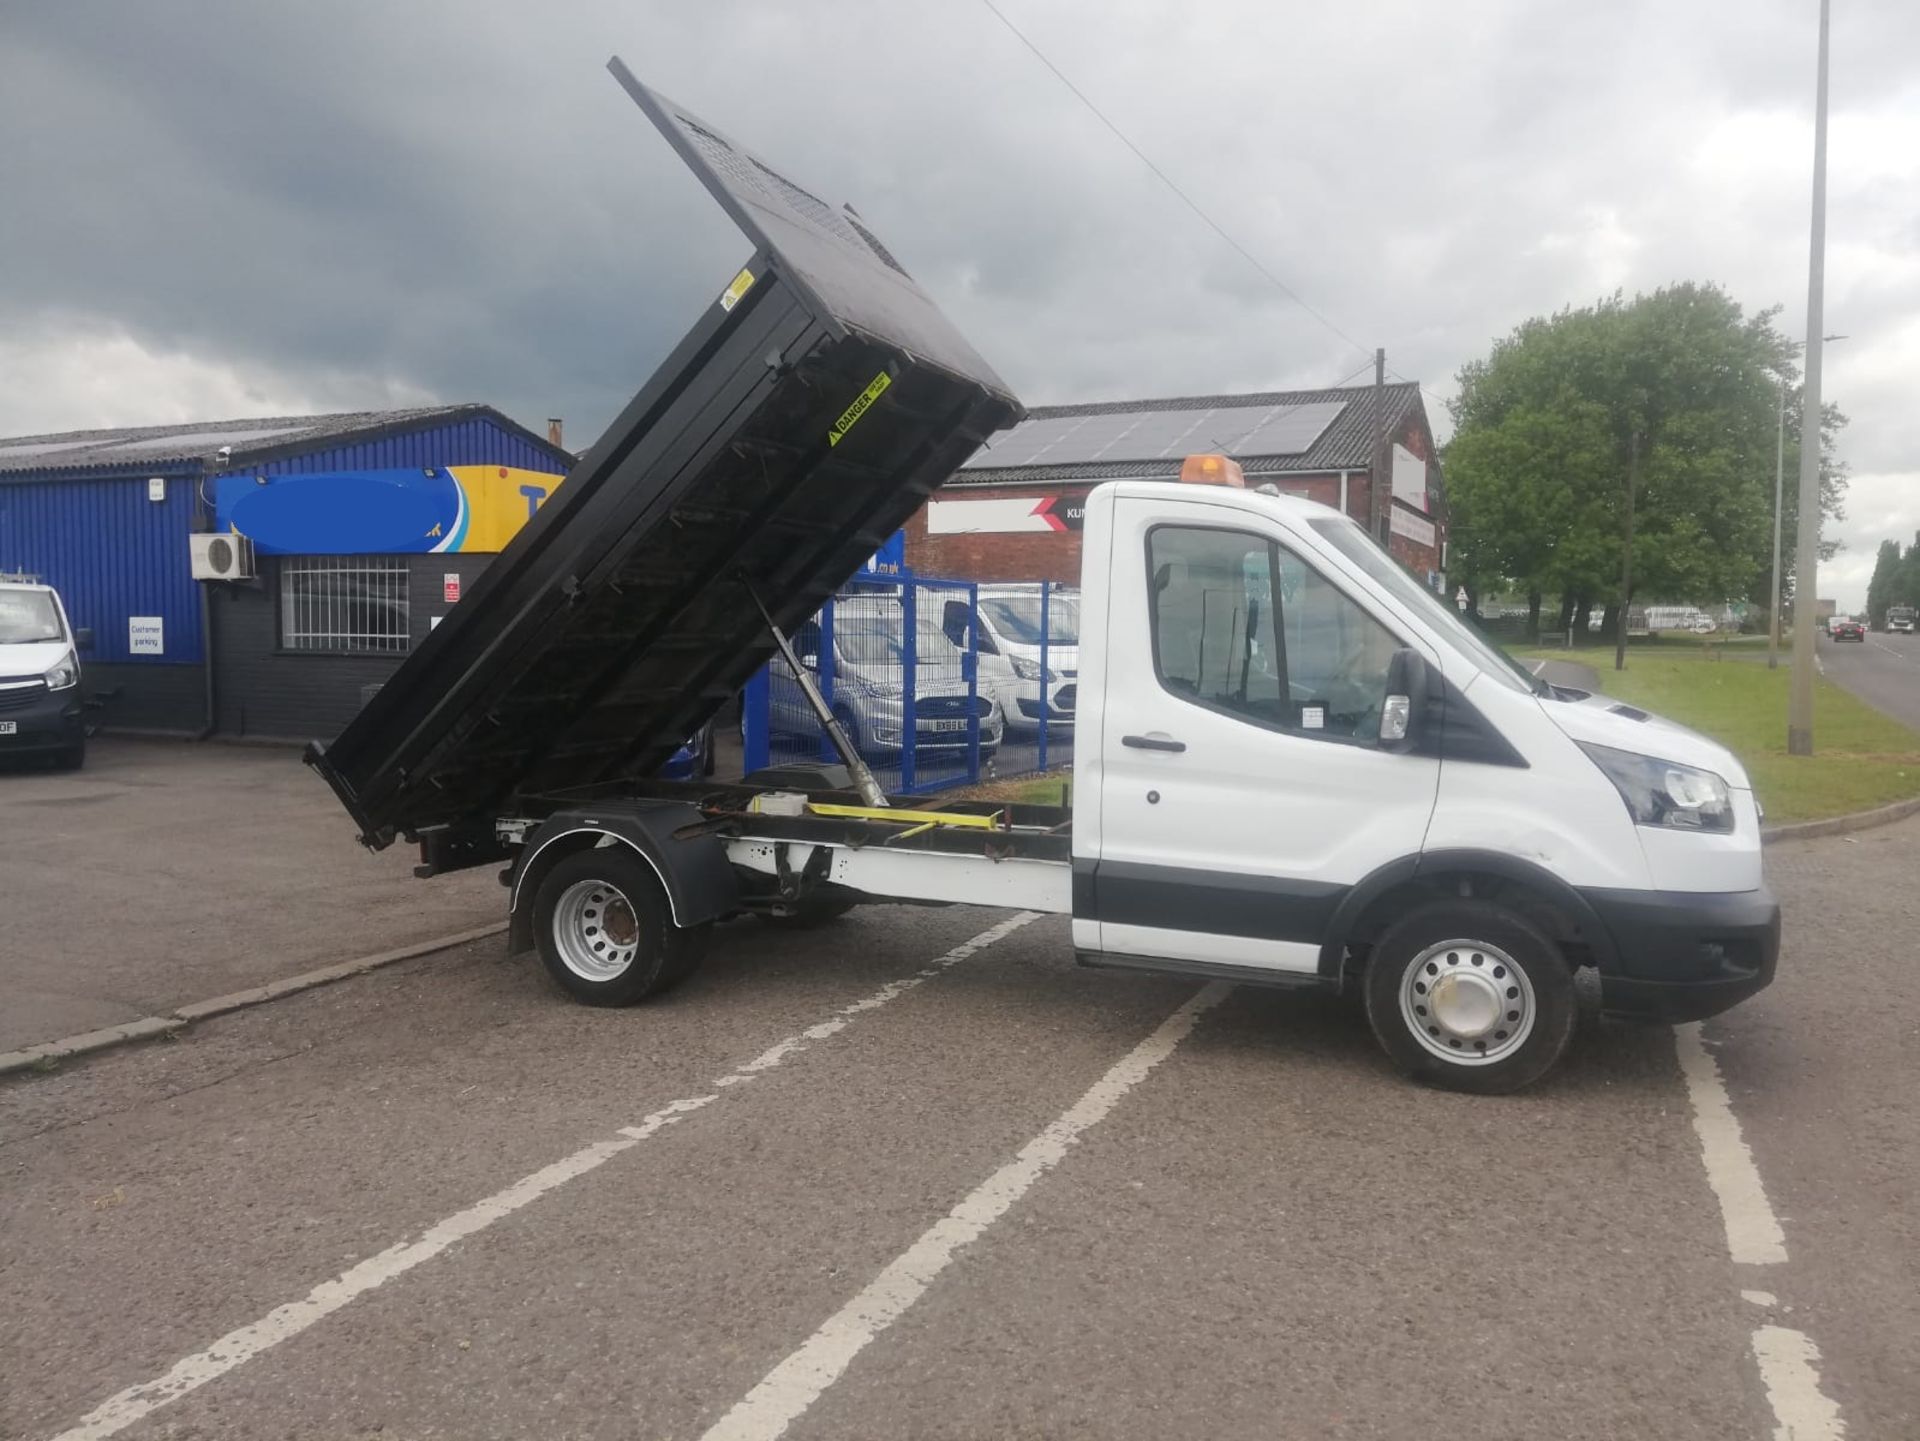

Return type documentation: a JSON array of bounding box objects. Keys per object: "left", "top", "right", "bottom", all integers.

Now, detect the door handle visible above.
[{"left": 1121, "top": 733, "right": 1186, "bottom": 753}]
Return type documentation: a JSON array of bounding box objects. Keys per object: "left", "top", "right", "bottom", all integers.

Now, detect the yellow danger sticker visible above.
[
  {"left": 828, "top": 371, "right": 892, "bottom": 447},
  {"left": 718, "top": 267, "right": 756, "bottom": 312}
]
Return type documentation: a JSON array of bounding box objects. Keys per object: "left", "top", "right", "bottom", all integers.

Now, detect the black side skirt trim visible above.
[{"left": 1080, "top": 858, "right": 1346, "bottom": 944}]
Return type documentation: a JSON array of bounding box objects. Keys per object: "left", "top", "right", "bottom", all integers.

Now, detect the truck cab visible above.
[
  {"left": 0, "top": 578, "right": 91, "bottom": 769},
  {"left": 1067, "top": 475, "right": 1773, "bottom": 1088}
]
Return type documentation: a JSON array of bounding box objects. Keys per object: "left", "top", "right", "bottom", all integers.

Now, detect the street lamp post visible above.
[
  {"left": 1769, "top": 334, "right": 1844, "bottom": 671},
  {"left": 1787, "top": 0, "right": 1831, "bottom": 756},
  {"left": 1769, "top": 377, "right": 1788, "bottom": 669}
]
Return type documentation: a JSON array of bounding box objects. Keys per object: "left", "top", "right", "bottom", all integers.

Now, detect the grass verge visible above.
[
  {"left": 1520, "top": 647, "right": 1920, "bottom": 822},
  {"left": 948, "top": 773, "right": 1071, "bottom": 807}
]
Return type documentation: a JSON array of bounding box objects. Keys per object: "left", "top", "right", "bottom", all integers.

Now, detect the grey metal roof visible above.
[
  {"left": 947, "top": 382, "right": 1425, "bottom": 486},
  {"left": 0, "top": 404, "right": 560, "bottom": 477}
]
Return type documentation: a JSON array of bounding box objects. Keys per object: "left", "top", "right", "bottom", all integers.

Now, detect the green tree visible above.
[
  {"left": 1866, "top": 539, "right": 1901, "bottom": 626},
  {"left": 1446, "top": 283, "right": 1848, "bottom": 652}
]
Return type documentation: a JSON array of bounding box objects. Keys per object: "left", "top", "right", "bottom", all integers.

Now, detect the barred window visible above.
[{"left": 280, "top": 556, "right": 411, "bottom": 653}]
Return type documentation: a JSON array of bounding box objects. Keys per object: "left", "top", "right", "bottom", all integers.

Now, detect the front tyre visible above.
[
  {"left": 532, "top": 849, "right": 708, "bottom": 1006},
  {"left": 1363, "top": 899, "right": 1575, "bottom": 1094}
]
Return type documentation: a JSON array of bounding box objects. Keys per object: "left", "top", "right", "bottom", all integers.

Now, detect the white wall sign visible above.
[
  {"left": 1390, "top": 507, "right": 1437, "bottom": 548},
  {"left": 147, "top": 477, "right": 167, "bottom": 503},
  {"left": 927, "top": 496, "right": 1081, "bottom": 534},
  {"left": 129, "top": 616, "right": 165, "bottom": 655},
  {"left": 1392, "top": 443, "right": 1428, "bottom": 513}
]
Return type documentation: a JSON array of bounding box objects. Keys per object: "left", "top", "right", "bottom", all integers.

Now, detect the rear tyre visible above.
[
  {"left": 531, "top": 849, "right": 708, "bottom": 1006},
  {"left": 1362, "top": 899, "right": 1575, "bottom": 1095}
]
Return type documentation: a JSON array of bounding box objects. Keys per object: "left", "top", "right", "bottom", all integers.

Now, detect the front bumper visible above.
[
  {"left": 1583, "top": 884, "right": 1780, "bottom": 1022},
  {"left": 0, "top": 685, "right": 85, "bottom": 755}
]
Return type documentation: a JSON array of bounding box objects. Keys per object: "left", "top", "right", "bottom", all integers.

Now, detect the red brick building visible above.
[{"left": 906, "top": 382, "right": 1447, "bottom": 589}]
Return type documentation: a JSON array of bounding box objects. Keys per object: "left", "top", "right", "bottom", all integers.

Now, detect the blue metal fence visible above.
[
  {"left": 743, "top": 577, "right": 988, "bottom": 794},
  {"left": 740, "top": 576, "right": 1078, "bottom": 794}
]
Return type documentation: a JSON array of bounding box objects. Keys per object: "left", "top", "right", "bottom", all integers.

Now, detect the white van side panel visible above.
[{"left": 1422, "top": 676, "right": 1653, "bottom": 891}]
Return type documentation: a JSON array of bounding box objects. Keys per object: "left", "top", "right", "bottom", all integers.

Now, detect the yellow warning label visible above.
[
  {"left": 719, "top": 267, "right": 756, "bottom": 312},
  {"left": 828, "top": 371, "right": 892, "bottom": 447}
]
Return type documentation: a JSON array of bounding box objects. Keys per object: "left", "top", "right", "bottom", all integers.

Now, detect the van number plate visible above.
[
  {"left": 0, "top": 722, "right": 15, "bottom": 735},
  {"left": 925, "top": 719, "right": 966, "bottom": 733}
]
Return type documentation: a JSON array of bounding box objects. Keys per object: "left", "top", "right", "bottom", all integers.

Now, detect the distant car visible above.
[
  {"left": 1688, "top": 617, "right": 1717, "bottom": 635},
  {"left": 659, "top": 720, "right": 717, "bottom": 781},
  {"left": 1831, "top": 619, "right": 1866, "bottom": 642},
  {"left": 0, "top": 578, "right": 92, "bottom": 770},
  {"left": 767, "top": 597, "right": 1004, "bottom": 761}
]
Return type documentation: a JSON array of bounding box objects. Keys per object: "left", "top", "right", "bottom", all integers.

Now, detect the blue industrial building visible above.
[{"left": 0, "top": 406, "right": 572, "bottom": 738}]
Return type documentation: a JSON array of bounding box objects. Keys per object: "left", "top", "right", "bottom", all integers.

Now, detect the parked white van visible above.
[{"left": 0, "top": 578, "right": 91, "bottom": 769}]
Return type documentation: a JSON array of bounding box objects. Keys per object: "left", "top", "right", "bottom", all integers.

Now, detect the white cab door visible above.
[{"left": 1088, "top": 500, "right": 1443, "bottom": 974}]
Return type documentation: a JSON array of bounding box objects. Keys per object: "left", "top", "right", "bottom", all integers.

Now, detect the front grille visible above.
[
  {"left": 0, "top": 679, "right": 50, "bottom": 712},
  {"left": 918, "top": 695, "right": 989, "bottom": 719}
]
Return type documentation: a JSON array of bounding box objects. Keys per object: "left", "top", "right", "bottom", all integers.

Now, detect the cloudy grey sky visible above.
[{"left": 2, "top": 0, "right": 1915, "bottom": 604}]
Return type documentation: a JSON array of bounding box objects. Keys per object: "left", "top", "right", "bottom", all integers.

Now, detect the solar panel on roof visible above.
[
  {"left": 963, "top": 399, "right": 1350, "bottom": 469},
  {"left": 1228, "top": 401, "right": 1346, "bottom": 458}
]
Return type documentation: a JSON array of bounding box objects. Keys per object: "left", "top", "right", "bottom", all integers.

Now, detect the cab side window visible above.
[
  {"left": 1147, "top": 526, "right": 1402, "bottom": 743},
  {"left": 1148, "top": 527, "right": 1285, "bottom": 725}
]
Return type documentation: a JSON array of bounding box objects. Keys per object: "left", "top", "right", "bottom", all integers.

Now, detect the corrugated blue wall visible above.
[
  {"left": 255, "top": 416, "right": 568, "bottom": 477},
  {"left": 0, "top": 416, "right": 568, "bottom": 669},
  {"left": 0, "top": 471, "right": 202, "bottom": 664}
]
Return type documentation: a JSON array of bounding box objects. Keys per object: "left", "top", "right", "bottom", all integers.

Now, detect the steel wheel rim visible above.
[
  {"left": 552, "top": 878, "right": 641, "bottom": 981},
  {"left": 1398, "top": 938, "right": 1535, "bottom": 1066}
]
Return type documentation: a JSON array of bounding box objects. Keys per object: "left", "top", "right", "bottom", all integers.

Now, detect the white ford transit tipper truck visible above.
[{"left": 309, "top": 62, "right": 1777, "bottom": 1095}]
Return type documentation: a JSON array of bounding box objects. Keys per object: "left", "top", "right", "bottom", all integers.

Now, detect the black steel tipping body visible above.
[{"left": 305, "top": 61, "right": 1022, "bottom": 862}]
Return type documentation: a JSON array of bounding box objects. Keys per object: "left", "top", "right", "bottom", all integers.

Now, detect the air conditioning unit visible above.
[{"left": 190, "top": 532, "right": 256, "bottom": 581}]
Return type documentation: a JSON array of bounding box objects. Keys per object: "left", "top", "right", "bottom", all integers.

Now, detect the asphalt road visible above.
[
  {"left": 0, "top": 740, "right": 496, "bottom": 1053},
  {"left": 1817, "top": 626, "right": 1920, "bottom": 730},
  {"left": 4, "top": 818, "right": 1915, "bottom": 1440}
]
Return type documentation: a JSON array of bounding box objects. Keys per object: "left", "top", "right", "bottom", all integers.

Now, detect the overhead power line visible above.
[{"left": 975, "top": 0, "right": 1374, "bottom": 368}]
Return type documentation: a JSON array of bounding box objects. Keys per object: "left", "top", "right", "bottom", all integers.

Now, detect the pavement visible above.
[
  {"left": 0, "top": 739, "right": 497, "bottom": 1052},
  {"left": 4, "top": 815, "right": 1916, "bottom": 1439}
]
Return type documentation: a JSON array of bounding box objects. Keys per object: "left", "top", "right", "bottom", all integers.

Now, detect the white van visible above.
[
  {"left": 766, "top": 596, "right": 1005, "bottom": 762},
  {"left": 0, "top": 579, "right": 91, "bottom": 769}
]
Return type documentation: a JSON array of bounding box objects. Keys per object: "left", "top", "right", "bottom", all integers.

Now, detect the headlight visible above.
[
  {"left": 1010, "top": 655, "right": 1050, "bottom": 681},
  {"left": 44, "top": 652, "right": 79, "bottom": 691},
  {"left": 1578, "top": 742, "right": 1734, "bottom": 833}
]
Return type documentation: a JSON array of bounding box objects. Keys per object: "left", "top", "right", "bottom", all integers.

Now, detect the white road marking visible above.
[
  {"left": 699, "top": 980, "right": 1233, "bottom": 1441},
  {"left": 45, "top": 911, "right": 1042, "bottom": 1441},
  {"left": 1752, "top": 1326, "right": 1847, "bottom": 1440},
  {"left": 1673, "top": 1023, "right": 1787, "bottom": 1265},
  {"left": 1675, "top": 1025, "right": 1848, "bottom": 1437}
]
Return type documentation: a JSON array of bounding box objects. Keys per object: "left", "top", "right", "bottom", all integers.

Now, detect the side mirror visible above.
[
  {"left": 73, "top": 627, "right": 95, "bottom": 652},
  {"left": 1379, "top": 648, "right": 1430, "bottom": 752}
]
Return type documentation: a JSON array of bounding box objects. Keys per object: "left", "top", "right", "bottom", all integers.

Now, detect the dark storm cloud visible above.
[{"left": 2, "top": 0, "right": 1917, "bottom": 606}]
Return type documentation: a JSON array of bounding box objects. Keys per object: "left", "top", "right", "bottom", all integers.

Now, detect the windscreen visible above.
[
  {"left": 0, "top": 590, "right": 62, "bottom": 645},
  {"left": 981, "top": 595, "right": 1079, "bottom": 646},
  {"left": 1307, "top": 516, "right": 1536, "bottom": 695},
  {"left": 835, "top": 610, "right": 962, "bottom": 665}
]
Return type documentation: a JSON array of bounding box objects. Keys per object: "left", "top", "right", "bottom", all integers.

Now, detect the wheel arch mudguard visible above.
[
  {"left": 506, "top": 801, "right": 740, "bottom": 954},
  {"left": 1316, "top": 848, "right": 1620, "bottom": 977}
]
